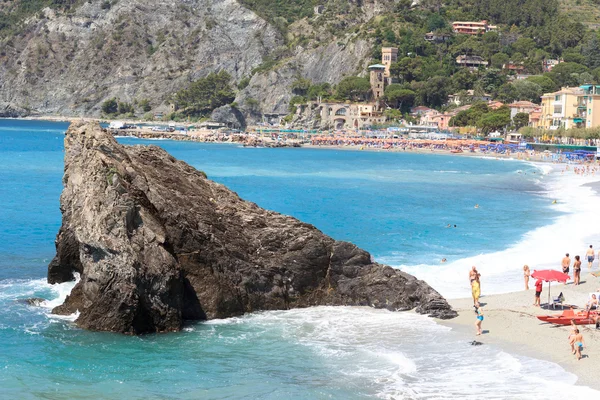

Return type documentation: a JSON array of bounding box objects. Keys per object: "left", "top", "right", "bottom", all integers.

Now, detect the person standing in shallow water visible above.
[
  {"left": 523, "top": 265, "right": 530, "bottom": 290},
  {"left": 574, "top": 255, "right": 582, "bottom": 285}
]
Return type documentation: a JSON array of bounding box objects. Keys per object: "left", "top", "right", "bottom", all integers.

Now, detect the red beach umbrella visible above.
[
  {"left": 531, "top": 270, "right": 570, "bottom": 309},
  {"left": 531, "top": 269, "right": 569, "bottom": 283}
]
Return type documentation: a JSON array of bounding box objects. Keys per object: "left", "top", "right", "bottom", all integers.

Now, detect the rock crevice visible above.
[{"left": 48, "top": 122, "right": 456, "bottom": 334}]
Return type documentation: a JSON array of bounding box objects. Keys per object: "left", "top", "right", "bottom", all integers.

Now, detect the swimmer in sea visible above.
[
  {"left": 441, "top": 258, "right": 447, "bottom": 263},
  {"left": 474, "top": 204, "right": 479, "bottom": 209}
]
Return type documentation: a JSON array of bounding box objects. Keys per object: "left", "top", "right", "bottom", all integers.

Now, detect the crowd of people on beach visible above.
[
  {"left": 310, "top": 136, "right": 484, "bottom": 152},
  {"left": 470, "top": 244, "right": 600, "bottom": 360}
]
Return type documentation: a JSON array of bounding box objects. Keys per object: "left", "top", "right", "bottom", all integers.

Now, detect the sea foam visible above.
[{"left": 393, "top": 163, "right": 600, "bottom": 299}]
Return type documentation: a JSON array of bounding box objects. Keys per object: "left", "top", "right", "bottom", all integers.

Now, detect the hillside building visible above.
[
  {"left": 542, "top": 59, "right": 563, "bottom": 73},
  {"left": 452, "top": 20, "right": 497, "bottom": 35},
  {"left": 456, "top": 55, "right": 488, "bottom": 69},
  {"left": 447, "top": 90, "right": 491, "bottom": 106},
  {"left": 508, "top": 101, "right": 539, "bottom": 119}
]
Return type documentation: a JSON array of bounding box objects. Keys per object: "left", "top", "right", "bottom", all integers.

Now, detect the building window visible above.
[
  {"left": 555, "top": 95, "right": 560, "bottom": 101},
  {"left": 554, "top": 105, "right": 562, "bottom": 114}
]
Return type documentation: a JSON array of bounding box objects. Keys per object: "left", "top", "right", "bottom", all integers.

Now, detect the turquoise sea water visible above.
[{"left": 1, "top": 119, "right": 598, "bottom": 399}]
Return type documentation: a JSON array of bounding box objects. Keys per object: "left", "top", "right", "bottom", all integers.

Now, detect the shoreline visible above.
[
  {"left": 9, "top": 116, "right": 598, "bottom": 164},
  {"left": 437, "top": 278, "right": 600, "bottom": 391}
]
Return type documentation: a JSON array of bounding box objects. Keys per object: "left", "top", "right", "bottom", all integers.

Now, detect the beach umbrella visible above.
[{"left": 531, "top": 270, "right": 570, "bottom": 308}]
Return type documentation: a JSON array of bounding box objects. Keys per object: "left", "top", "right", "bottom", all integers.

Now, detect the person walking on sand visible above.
[
  {"left": 523, "top": 265, "right": 530, "bottom": 290},
  {"left": 561, "top": 253, "right": 571, "bottom": 281},
  {"left": 586, "top": 245, "right": 595, "bottom": 270},
  {"left": 574, "top": 255, "right": 582, "bottom": 285},
  {"left": 534, "top": 278, "right": 543, "bottom": 307},
  {"left": 474, "top": 306, "right": 484, "bottom": 335},
  {"left": 569, "top": 329, "right": 585, "bottom": 360}
]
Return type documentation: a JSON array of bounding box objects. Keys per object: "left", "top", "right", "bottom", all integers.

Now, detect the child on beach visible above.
[
  {"left": 534, "top": 279, "right": 543, "bottom": 307},
  {"left": 523, "top": 265, "right": 530, "bottom": 290},
  {"left": 569, "top": 328, "right": 585, "bottom": 360},
  {"left": 475, "top": 306, "right": 484, "bottom": 335}
]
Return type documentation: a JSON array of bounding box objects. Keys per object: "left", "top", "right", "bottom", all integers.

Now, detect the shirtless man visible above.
[
  {"left": 586, "top": 245, "right": 595, "bottom": 270},
  {"left": 562, "top": 253, "right": 571, "bottom": 278},
  {"left": 569, "top": 329, "right": 585, "bottom": 360},
  {"left": 469, "top": 266, "right": 479, "bottom": 284}
]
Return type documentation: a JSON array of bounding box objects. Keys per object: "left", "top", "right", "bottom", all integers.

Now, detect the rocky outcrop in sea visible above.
[{"left": 48, "top": 122, "right": 456, "bottom": 334}]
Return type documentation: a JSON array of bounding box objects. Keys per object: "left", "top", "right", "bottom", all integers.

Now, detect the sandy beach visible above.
[{"left": 439, "top": 274, "right": 600, "bottom": 390}]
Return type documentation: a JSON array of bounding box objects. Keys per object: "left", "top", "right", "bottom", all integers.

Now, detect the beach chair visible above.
[{"left": 552, "top": 292, "right": 565, "bottom": 309}]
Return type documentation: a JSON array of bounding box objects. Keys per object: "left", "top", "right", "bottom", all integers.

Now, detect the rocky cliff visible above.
[
  {"left": 48, "top": 122, "right": 456, "bottom": 334},
  {"left": 0, "top": 0, "right": 383, "bottom": 120}
]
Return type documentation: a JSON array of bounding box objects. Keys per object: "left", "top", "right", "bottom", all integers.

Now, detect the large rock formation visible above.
[{"left": 48, "top": 122, "right": 456, "bottom": 334}]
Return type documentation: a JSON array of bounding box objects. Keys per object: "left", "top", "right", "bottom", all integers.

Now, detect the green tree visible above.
[
  {"left": 496, "top": 83, "right": 518, "bottom": 103},
  {"left": 478, "top": 109, "right": 511, "bottom": 134},
  {"left": 101, "top": 98, "right": 118, "bottom": 115},
  {"left": 547, "top": 62, "right": 588, "bottom": 87},
  {"left": 118, "top": 101, "right": 134, "bottom": 115},
  {"left": 290, "top": 78, "right": 312, "bottom": 96},
  {"left": 582, "top": 34, "right": 600, "bottom": 69},
  {"left": 389, "top": 57, "right": 423, "bottom": 82},
  {"left": 336, "top": 77, "right": 371, "bottom": 101},
  {"left": 452, "top": 69, "right": 477, "bottom": 91},
  {"left": 491, "top": 53, "right": 509, "bottom": 69},
  {"left": 512, "top": 80, "right": 543, "bottom": 103},
  {"left": 139, "top": 99, "right": 152, "bottom": 112},
  {"left": 417, "top": 76, "right": 450, "bottom": 108},
  {"left": 174, "top": 70, "right": 236, "bottom": 117},
  {"left": 307, "top": 83, "right": 332, "bottom": 100},
  {"left": 513, "top": 112, "right": 530, "bottom": 130},
  {"left": 384, "top": 85, "right": 415, "bottom": 113},
  {"left": 526, "top": 75, "right": 557, "bottom": 94}
]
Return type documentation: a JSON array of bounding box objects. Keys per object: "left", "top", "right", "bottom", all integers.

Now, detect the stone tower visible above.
[
  {"left": 381, "top": 47, "right": 398, "bottom": 78},
  {"left": 369, "top": 64, "right": 386, "bottom": 100}
]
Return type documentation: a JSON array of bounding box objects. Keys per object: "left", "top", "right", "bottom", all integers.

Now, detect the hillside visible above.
[{"left": 0, "top": 0, "right": 599, "bottom": 125}]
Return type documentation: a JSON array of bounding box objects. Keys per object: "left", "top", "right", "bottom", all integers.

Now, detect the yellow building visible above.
[
  {"left": 538, "top": 87, "right": 583, "bottom": 130},
  {"left": 578, "top": 85, "right": 600, "bottom": 128},
  {"left": 538, "top": 85, "right": 600, "bottom": 130}
]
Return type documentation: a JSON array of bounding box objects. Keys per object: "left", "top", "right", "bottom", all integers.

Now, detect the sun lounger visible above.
[{"left": 552, "top": 292, "right": 565, "bottom": 309}]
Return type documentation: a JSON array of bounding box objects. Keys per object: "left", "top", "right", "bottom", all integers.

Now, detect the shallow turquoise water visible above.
[{"left": 1, "top": 119, "right": 595, "bottom": 399}]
